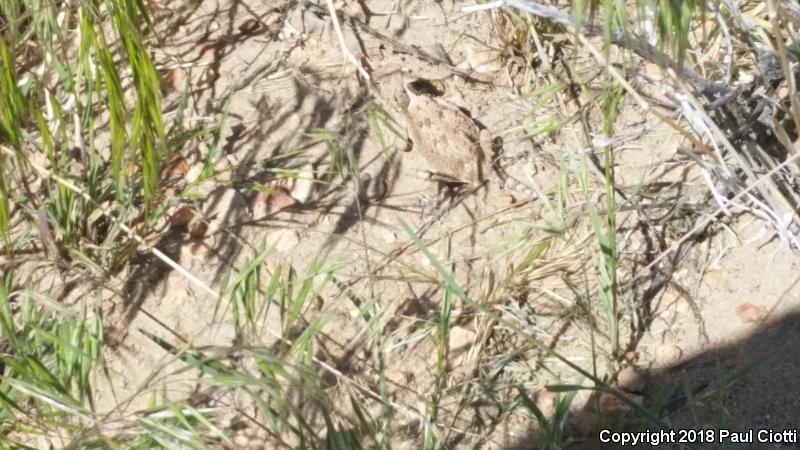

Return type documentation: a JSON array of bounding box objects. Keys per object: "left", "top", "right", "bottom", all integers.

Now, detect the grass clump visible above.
[
  {"left": 0, "top": 272, "right": 104, "bottom": 447},
  {"left": 0, "top": 0, "right": 185, "bottom": 271}
]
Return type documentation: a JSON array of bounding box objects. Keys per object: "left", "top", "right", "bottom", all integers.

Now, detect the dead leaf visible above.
[
  {"left": 251, "top": 181, "right": 299, "bottom": 218},
  {"left": 166, "top": 204, "right": 194, "bottom": 227},
  {"left": 161, "top": 155, "right": 189, "bottom": 181},
  {"left": 159, "top": 67, "right": 187, "bottom": 93},
  {"left": 736, "top": 303, "right": 768, "bottom": 323}
]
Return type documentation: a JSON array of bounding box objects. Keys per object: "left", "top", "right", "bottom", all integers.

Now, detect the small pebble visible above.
[
  {"left": 381, "top": 228, "right": 398, "bottom": 243},
  {"left": 233, "top": 434, "right": 249, "bottom": 447},
  {"left": 624, "top": 351, "right": 639, "bottom": 362},
  {"left": 291, "top": 164, "right": 316, "bottom": 204},
  {"left": 213, "top": 157, "right": 231, "bottom": 173},
  {"left": 736, "top": 303, "right": 768, "bottom": 323},
  {"left": 617, "top": 366, "right": 645, "bottom": 393},
  {"left": 655, "top": 343, "right": 683, "bottom": 366},
  {"left": 185, "top": 162, "right": 204, "bottom": 183},
  {"left": 187, "top": 216, "right": 208, "bottom": 238},
  {"left": 188, "top": 240, "right": 210, "bottom": 259}
]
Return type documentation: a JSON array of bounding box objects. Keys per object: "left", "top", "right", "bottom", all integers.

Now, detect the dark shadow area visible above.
[
  {"left": 568, "top": 310, "right": 800, "bottom": 450},
  {"left": 644, "top": 310, "right": 800, "bottom": 448},
  {"left": 119, "top": 231, "right": 184, "bottom": 328}
]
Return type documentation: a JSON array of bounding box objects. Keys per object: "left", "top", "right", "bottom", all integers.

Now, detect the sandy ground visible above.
[{"left": 19, "top": 0, "right": 800, "bottom": 448}]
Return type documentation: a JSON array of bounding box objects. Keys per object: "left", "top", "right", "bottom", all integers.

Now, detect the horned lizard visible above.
[
  {"left": 404, "top": 79, "right": 493, "bottom": 187},
  {"left": 401, "top": 79, "right": 536, "bottom": 201}
]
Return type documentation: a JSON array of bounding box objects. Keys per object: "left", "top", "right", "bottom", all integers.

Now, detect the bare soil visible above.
[{"left": 20, "top": 1, "right": 800, "bottom": 448}]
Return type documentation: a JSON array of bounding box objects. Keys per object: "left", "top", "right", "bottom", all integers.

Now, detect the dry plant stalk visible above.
[{"left": 324, "top": 0, "right": 370, "bottom": 80}]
